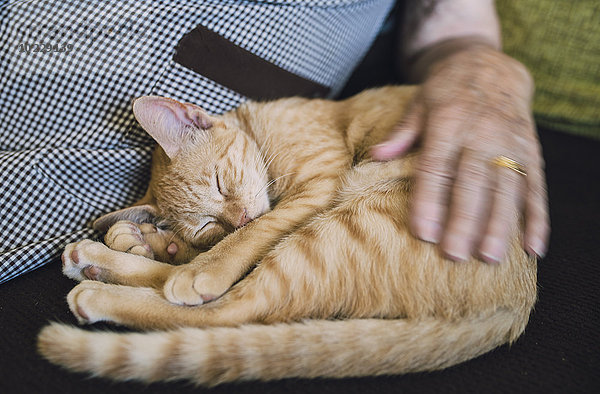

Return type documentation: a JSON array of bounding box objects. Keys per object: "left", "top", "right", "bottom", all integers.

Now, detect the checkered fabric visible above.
[{"left": 0, "top": 0, "right": 394, "bottom": 284}]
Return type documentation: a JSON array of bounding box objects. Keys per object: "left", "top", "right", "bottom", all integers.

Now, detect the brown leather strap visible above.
[{"left": 173, "top": 25, "right": 330, "bottom": 101}]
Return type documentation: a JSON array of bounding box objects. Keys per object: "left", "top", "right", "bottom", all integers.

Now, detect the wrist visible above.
[{"left": 401, "top": 35, "right": 499, "bottom": 83}]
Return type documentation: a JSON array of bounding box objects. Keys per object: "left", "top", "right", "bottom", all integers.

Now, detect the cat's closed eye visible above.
[
  {"left": 195, "top": 217, "right": 217, "bottom": 236},
  {"left": 215, "top": 169, "right": 227, "bottom": 197}
]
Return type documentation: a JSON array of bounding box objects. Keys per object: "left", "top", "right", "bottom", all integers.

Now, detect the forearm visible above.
[{"left": 399, "top": 0, "right": 502, "bottom": 82}]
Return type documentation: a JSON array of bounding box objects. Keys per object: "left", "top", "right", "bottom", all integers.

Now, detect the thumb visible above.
[{"left": 371, "top": 99, "right": 424, "bottom": 161}]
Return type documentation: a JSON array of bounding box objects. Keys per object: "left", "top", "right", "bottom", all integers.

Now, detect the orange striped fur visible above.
[{"left": 38, "top": 86, "right": 536, "bottom": 386}]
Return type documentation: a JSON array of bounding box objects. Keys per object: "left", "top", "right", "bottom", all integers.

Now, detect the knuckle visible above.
[
  {"left": 460, "top": 157, "right": 488, "bottom": 182},
  {"left": 528, "top": 175, "right": 549, "bottom": 202},
  {"left": 451, "top": 208, "right": 481, "bottom": 226},
  {"left": 528, "top": 148, "right": 546, "bottom": 173},
  {"left": 492, "top": 176, "right": 522, "bottom": 208},
  {"left": 448, "top": 197, "right": 483, "bottom": 227},
  {"left": 416, "top": 152, "right": 454, "bottom": 183}
]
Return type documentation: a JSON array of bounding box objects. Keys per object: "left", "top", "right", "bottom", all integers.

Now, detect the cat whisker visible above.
[
  {"left": 255, "top": 172, "right": 295, "bottom": 198},
  {"left": 167, "top": 225, "right": 186, "bottom": 245},
  {"left": 260, "top": 150, "right": 280, "bottom": 179},
  {"left": 257, "top": 135, "right": 272, "bottom": 160}
]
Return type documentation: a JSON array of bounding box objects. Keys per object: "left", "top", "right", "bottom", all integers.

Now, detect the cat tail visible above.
[{"left": 38, "top": 308, "right": 527, "bottom": 386}]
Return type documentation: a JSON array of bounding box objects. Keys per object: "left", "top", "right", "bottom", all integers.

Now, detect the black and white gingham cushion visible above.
[{"left": 0, "top": 0, "right": 394, "bottom": 283}]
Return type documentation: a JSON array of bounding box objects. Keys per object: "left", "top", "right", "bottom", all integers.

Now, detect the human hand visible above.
[{"left": 372, "top": 44, "right": 549, "bottom": 263}]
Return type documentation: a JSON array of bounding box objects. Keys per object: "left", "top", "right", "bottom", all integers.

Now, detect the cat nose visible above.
[{"left": 238, "top": 208, "right": 252, "bottom": 227}]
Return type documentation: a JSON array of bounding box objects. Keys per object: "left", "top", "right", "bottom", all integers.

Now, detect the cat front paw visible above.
[
  {"left": 61, "top": 240, "right": 113, "bottom": 282},
  {"left": 163, "top": 265, "right": 232, "bottom": 306},
  {"left": 67, "top": 281, "right": 158, "bottom": 325},
  {"left": 67, "top": 280, "right": 111, "bottom": 324},
  {"left": 105, "top": 220, "right": 195, "bottom": 264},
  {"left": 105, "top": 220, "right": 154, "bottom": 259}
]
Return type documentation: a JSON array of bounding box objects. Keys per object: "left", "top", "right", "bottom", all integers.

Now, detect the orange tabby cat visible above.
[{"left": 38, "top": 86, "right": 536, "bottom": 386}]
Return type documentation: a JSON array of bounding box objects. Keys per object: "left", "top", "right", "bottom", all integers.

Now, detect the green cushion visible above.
[{"left": 497, "top": 0, "right": 600, "bottom": 139}]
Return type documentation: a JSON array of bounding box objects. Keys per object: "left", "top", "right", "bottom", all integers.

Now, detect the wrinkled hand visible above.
[{"left": 373, "top": 45, "right": 549, "bottom": 263}]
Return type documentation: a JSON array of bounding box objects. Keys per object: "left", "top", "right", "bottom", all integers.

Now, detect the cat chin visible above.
[{"left": 257, "top": 196, "right": 272, "bottom": 217}]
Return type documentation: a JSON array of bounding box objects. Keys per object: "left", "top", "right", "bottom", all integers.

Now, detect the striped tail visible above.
[{"left": 38, "top": 308, "right": 528, "bottom": 386}]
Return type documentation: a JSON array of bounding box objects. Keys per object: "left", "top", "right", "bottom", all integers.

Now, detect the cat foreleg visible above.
[
  {"left": 66, "top": 280, "right": 260, "bottom": 329},
  {"left": 160, "top": 172, "right": 343, "bottom": 307},
  {"left": 62, "top": 240, "right": 173, "bottom": 288},
  {"left": 67, "top": 281, "right": 180, "bottom": 327}
]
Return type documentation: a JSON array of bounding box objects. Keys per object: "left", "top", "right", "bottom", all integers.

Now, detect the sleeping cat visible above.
[{"left": 38, "top": 86, "right": 537, "bottom": 386}]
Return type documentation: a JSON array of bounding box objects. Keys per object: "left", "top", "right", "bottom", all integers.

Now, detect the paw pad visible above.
[
  {"left": 71, "top": 249, "right": 80, "bottom": 265},
  {"left": 83, "top": 266, "right": 101, "bottom": 280}
]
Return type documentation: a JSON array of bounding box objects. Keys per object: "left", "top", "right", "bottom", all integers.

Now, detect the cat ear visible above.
[
  {"left": 132, "top": 96, "right": 215, "bottom": 159},
  {"left": 93, "top": 204, "right": 157, "bottom": 232}
]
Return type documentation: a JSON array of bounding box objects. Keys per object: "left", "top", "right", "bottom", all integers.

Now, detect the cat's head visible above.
[{"left": 95, "top": 96, "right": 271, "bottom": 250}]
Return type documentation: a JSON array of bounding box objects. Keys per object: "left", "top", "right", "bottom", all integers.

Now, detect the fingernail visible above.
[
  {"left": 371, "top": 138, "right": 410, "bottom": 160},
  {"left": 371, "top": 143, "right": 395, "bottom": 160},
  {"left": 480, "top": 236, "right": 505, "bottom": 264},
  {"left": 527, "top": 237, "right": 547, "bottom": 259},
  {"left": 414, "top": 218, "right": 441, "bottom": 244},
  {"left": 443, "top": 234, "right": 470, "bottom": 262}
]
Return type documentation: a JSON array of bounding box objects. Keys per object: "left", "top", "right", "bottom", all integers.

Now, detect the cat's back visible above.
[
  {"left": 230, "top": 86, "right": 419, "bottom": 192},
  {"left": 235, "top": 85, "right": 417, "bottom": 145},
  {"left": 322, "top": 157, "right": 538, "bottom": 323}
]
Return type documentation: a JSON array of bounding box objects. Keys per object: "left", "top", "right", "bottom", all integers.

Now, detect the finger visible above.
[
  {"left": 478, "top": 158, "right": 525, "bottom": 264},
  {"left": 441, "top": 149, "right": 492, "bottom": 262},
  {"left": 410, "top": 109, "right": 463, "bottom": 244},
  {"left": 524, "top": 151, "right": 550, "bottom": 258},
  {"left": 371, "top": 99, "right": 424, "bottom": 160}
]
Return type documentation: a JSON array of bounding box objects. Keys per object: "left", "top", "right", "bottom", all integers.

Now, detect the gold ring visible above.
[{"left": 492, "top": 155, "right": 527, "bottom": 176}]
